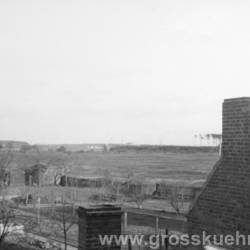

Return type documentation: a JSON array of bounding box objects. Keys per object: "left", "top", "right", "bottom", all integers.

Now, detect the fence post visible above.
[
  {"left": 165, "top": 229, "right": 169, "bottom": 250},
  {"left": 155, "top": 216, "right": 159, "bottom": 234},
  {"left": 74, "top": 188, "right": 76, "bottom": 202},
  {"left": 128, "top": 238, "right": 132, "bottom": 250},
  {"left": 159, "top": 233, "right": 162, "bottom": 250},
  {"left": 124, "top": 212, "right": 128, "bottom": 232}
]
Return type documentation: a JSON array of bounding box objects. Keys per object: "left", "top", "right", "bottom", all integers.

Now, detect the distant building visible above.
[
  {"left": 0, "top": 140, "right": 30, "bottom": 152},
  {"left": 59, "top": 174, "right": 105, "bottom": 188},
  {"left": 24, "top": 164, "right": 56, "bottom": 186},
  {"left": 153, "top": 181, "right": 203, "bottom": 202},
  {"left": 37, "top": 143, "right": 108, "bottom": 152}
]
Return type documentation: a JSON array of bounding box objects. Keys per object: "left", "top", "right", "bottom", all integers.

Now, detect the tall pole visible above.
[{"left": 37, "top": 196, "right": 41, "bottom": 224}]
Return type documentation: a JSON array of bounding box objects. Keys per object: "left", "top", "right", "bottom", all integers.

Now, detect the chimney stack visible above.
[
  {"left": 78, "top": 205, "right": 122, "bottom": 250},
  {"left": 188, "top": 97, "right": 250, "bottom": 249}
]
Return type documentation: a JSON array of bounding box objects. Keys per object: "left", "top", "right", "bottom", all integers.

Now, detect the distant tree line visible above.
[{"left": 194, "top": 133, "right": 222, "bottom": 146}]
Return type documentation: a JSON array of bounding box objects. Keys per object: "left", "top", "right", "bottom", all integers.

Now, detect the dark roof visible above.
[{"left": 25, "top": 163, "right": 48, "bottom": 173}]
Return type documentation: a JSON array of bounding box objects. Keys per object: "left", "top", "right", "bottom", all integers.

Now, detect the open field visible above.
[
  {"left": 68, "top": 152, "right": 219, "bottom": 180},
  {"left": 7, "top": 150, "right": 220, "bottom": 184}
]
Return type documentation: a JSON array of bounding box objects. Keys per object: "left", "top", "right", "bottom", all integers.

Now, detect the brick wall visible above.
[
  {"left": 188, "top": 97, "right": 250, "bottom": 249},
  {"left": 78, "top": 205, "right": 122, "bottom": 250}
]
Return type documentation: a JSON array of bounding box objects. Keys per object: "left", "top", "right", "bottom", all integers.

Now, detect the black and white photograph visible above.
[{"left": 0, "top": 1, "right": 250, "bottom": 250}]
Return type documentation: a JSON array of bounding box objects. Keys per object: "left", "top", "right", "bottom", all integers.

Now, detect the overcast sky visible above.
[{"left": 0, "top": 0, "right": 250, "bottom": 145}]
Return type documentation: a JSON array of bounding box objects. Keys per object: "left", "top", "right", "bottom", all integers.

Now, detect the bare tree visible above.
[
  {"left": 199, "top": 134, "right": 204, "bottom": 146},
  {"left": 194, "top": 134, "right": 198, "bottom": 146},
  {"left": 0, "top": 147, "right": 15, "bottom": 247},
  {"left": 49, "top": 193, "right": 77, "bottom": 250},
  {"left": 0, "top": 201, "right": 15, "bottom": 246},
  {"left": 169, "top": 185, "right": 184, "bottom": 215},
  {"left": 205, "top": 134, "right": 211, "bottom": 146},
  {"left": 88, "top": 171, "right": 151, "bottom": 209},
  {"left": 131, "top": 185, "right": 148, "bottom": 209},
  {"left": 121, "top": 176, "right": 151, "bottom": 209},
  {"left": 88, "top": 170, "right": 119, "bottom": 204},
  {"left": 0, "top": 149, "right": 13, "bottom": 188}
]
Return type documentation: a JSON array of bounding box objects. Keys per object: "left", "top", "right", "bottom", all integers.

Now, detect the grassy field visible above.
[
  {"left": 7, "top": 150, "right": 219, "bottom": 184},
  {"left": 48, "top": 151, "right": 219, "bottom": 182}
]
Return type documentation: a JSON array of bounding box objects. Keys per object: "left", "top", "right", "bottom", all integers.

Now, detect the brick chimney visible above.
[
  {"left": 222, "top": 97, "right": 250, "bottom": 158},
  {"left": 77, "top": 205, "right": 122, "bottom": 250},
  {"left": 188, "top": 97, "right": 250, "bottom": 249}
]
